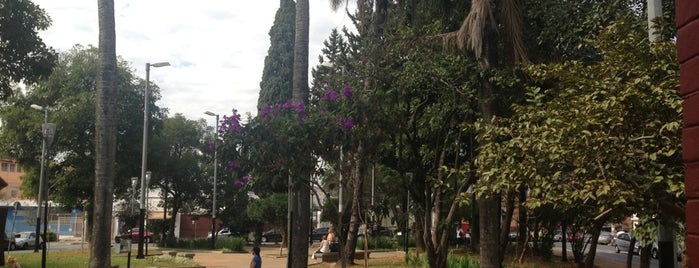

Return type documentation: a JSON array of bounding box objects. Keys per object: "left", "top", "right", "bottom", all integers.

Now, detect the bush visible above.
[
  {"left": 356, "top": 236, "right": 396, "bottom": 250},
  {"left": 46, "top": 231, "right": 58, "bottom": 242},
  {"left": 157, "top": 236, "right": 247, "bottom": 252},
  {"left": 406, "top": 252, "right": 479, "bottom": 268},
  {"left": 216, "top": 236, "right": 247, "bottom": 252}
]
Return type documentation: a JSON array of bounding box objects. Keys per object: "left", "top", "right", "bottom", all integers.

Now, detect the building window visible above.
[
  {"left": 11, "top": 187, "right": 17, "bottom": 198},
  {"left": 16, "top": 165, "right": 21, "bottom": 172},
  {"left": 9, "top": 164, "right": 14, "bottom": 172},
  {"left": 1, "top": 163, "right": 7, "bottom": 171}
]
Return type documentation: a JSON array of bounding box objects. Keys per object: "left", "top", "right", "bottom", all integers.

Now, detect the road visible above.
[{"left": 553, "top": 242, "right": 681, "bottom": 267}]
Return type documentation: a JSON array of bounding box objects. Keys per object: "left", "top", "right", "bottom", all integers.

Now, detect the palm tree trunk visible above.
[
  {"left": 91, "top": 1, "right": 117, "bottom": 267},
  {"left": 290, "top": 0, "right": 310, "bottom": 267}
]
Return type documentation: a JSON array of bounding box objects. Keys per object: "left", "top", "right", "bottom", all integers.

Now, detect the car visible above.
[
  {"left": 208, "top": 228, "right": 249, "bottom": 240},
  {"left": 614, "top": 231, "right": 639, "bottom": 254},
  {"left": 114, "top": 228, "right": 153, "bottom": 244},
  {"left": 357, "top": 227, "right": 395, "bottom": 238},
  {"left": 310, "top": 227, "right": 329, "bottom": 242},
  {"left": 9, "top": 231, "right": 43, "bottom": 250},
  {"left": 261, "top": 229, "right": 282, "bottom": 243},
  {"left": 597, "top": 231, "right": 613, "bottom": 245},
  {"left": 649, "top": 241, "right": 684, "bottom": 260},
  {"left": 553, "top": 230, "right": 563, "bottom": 241}
]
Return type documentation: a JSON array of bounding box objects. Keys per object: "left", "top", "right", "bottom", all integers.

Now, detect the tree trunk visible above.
[
  {"left": 626, "top": 236, "right": 636, "bottom": 268},
  {"left": 91, "top": 1, "right": 117, "bottom": 267},
  {"left": 344, "top": 144, "right": 365, "bottom": 264},
  {"left": 584, "top": 223, "right": 602, "bottom": 268},
  {"left": 499, "top": 192, "right": 515, "bottom": 263},
  {"left": 478, "top": 51, "right": 502, "bottom": 268},
  {"left": 480, "top": 196, "right": 502, "bottom": 268}
]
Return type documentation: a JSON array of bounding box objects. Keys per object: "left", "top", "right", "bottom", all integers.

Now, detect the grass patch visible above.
[{"left": 6, "top": 249, "right": 199, "bottom": 268}]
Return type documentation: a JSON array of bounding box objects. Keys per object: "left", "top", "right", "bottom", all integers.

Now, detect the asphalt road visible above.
[{"left": 553, "top": 242, "right": 681, "bottom": 267}]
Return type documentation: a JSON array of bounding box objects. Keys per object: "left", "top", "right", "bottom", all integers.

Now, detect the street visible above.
[{"left": 553, "top": 242, "right": 681, "bottom": 267}]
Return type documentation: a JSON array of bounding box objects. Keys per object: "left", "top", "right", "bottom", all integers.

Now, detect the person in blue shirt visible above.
[{"left": 250, "top": 246, "right": 261, "bottom": 268}]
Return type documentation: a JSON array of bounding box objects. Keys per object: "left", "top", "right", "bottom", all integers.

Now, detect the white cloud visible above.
[{"left": 33, "top": 0, "right": 355, "bottom": 121}]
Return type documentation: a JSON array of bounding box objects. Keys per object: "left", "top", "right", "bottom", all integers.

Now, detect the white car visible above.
[
  {"left": 9, "top": 231, "right": 43, "bottom": 250},
  {"left": 614, "top": 232, "right": 640, "bottom": 254}
]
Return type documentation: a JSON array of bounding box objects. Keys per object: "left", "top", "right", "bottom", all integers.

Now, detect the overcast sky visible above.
[{"left": 32, "top": 0, "right": 355, "bottom": 122}]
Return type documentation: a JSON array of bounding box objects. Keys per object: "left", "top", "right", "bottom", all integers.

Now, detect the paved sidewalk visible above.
[{"left": 189, "top": 246, "right": 404, "bottom": 268}]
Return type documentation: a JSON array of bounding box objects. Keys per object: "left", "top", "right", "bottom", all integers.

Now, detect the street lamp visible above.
[
  {"left": 137, "top": 61, "right": 169, "bottom": 259},
  {"left": 30, "top": 104, "right": 55, "bottom": 268},
  {"left": 204, "top": 111, "right": 219, "bottom": 249}
]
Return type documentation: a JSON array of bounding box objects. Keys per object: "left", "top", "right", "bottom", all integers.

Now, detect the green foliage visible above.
[
  {"left": 258, "top": 0, "right": 296, "bottom": 110},
  {"left": 356, "top": 236, "right": 396, "bottom": 250},
  {"left": 405, "top": 252, "right": 479, "bottom": 268},
  {"left": 475, "top": 15, "right": 683, "bottom": 253},
  {"left": 245, "top": 193, "right": 288, "bottom": 232},
  {"left": 159, "top": 236, "right": 246, "bottom": 251},
  {"left": 148, "top": 114, "right": 209, "bottom": 237},
  {"left": 0, "top": 45, "right": 155, "bottom": 209},
  {"left": 0, "top": 0, "right": 57, "bottom": 100},
  {"left": 216, "top": 236, "right": 248, "bottom": 252}
]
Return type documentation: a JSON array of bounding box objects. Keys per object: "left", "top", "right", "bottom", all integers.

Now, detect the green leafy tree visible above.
[
  {"left": 258, "top": 0, "right": 296, "bottom": 110},
  {"left": 148, "top": 114, "right": 208, "bottom": 239},
  {"left": 0, "top": 45, "right": 160, "bottom": 248},
  {"left": 246, "top": 193, "right": 288, "bottom": 248},
  {"left": 476, "top": 17, "right": 682, "bottom": 267},
  {"left": 0, "top": 0, "right": 57, "bottom": 100}
]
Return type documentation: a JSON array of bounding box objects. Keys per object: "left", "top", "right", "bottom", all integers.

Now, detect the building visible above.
[
  {"left": 0, "top": 158, "right": 24, "bottom": 200},
  {"left": 678, "top": 1, "right": 699, "bottom": 266}
]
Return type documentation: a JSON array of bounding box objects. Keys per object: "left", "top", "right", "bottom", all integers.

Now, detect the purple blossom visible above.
[
  {"left": 234, "top": 180, "right": 245, "bottom": 187},
  {"left": 260, "top": 104, "right": 271, "bottom": 118},
  {"left": 342, "top": 85, "right": 354, "bottom": 98},
  {"left": 242, "top": 175, "right": 251, "bottom": 182},
  {"left": 222, "top": 109, "right": 243, "bottom": 132},
  {"left": 322, "top": 90, "right": 340, "bottom": 102},
  {"left": 272, "top": 104, "right": 281, "bottom": 117},
  {"left": 227, "top": 160, "right": 239, "bottom": 169},
  {"left": 208, "top": 141, "right": 215, "bottom": 152},
  {"left": 282, "top": 100, "right": 295, "bottom": 110},
  {"left": 337, "top": 117, "right": 354, "bottom": 131},
  {"left": 342, "top": 118, "right": 354, "bottom": 131}
]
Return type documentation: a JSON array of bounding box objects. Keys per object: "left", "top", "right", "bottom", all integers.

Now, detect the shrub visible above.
[
  {"left": 405, "top": 252, "right": 479, "bottom": 268},
  {"left": 216, "top": 236, "right": 247, "bottom": 252},
  {"left": 356, "top": 236, "right": 396, "bottom": 250}
]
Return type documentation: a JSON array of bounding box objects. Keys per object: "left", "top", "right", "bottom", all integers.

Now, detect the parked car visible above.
[
  {"left": 310, "top": 227, "right": 329, "bottom": 242},
  {"left": 614, "top": 231, "right": 639, "bottom": 254},
  {"left": 261, "top": 229, "right": 282, "bottom": 243},
  {"left": 208, "top": 228, "right": 248, "bottom": 240},
  {"left": 9, "top": 231, "right": 43, "bottom": 250},
  {"left": 114, "top": 228, "right": 153, "bottom": 243},
  {"left": 553, "top": 230, "right": 563, "bottom": 242},
  {"left": 597, "top": 231, "right": 613, "bottom": 245},
  {"left": 649, "top": 241, "right": 684, "bottom": 260}
]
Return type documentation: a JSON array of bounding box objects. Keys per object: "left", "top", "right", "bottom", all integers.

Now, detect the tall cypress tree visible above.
[{"left": 258, "top": 0, "right": 296, "bottom": 110}]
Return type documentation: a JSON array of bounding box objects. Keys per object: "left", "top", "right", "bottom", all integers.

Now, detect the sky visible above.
[{"left": 32, "top": 0, "right": 355, "bottom": 122}]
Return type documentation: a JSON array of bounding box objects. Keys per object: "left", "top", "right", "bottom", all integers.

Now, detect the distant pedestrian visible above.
[{"left": 249, "top": 246, "right": 261, "bottom": 268}]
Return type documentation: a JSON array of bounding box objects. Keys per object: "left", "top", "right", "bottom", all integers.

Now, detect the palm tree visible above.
[
  {"left": 290, "top": 0, "right": 311, "bottom": 267},
  {"left": 440, "top": 0, "right": 528, "bottom": 267},
  {"left": 91, "top": 0, "right": 117, "bottom": 267}
]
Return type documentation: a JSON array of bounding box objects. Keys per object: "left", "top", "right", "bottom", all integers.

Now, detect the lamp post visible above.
[
  {"left": 204, "top": 111, "right": 219, "bottom": 249},
  {"left": 30, "top": 104, "right": 55, "bottom": 268},
  {"left": 137, "top": 61, "right": 169, "bottom": 259},
  {"left": 131, "top": 177, "right": 138, "bottom": 215}
]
